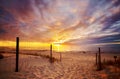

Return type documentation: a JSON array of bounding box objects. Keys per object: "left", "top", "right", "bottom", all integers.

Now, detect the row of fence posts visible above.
[
  {"left": 15, "top": 37, "right": 103, "bottom": 72},
  {"left": 15, "top": 37, "right": 59, "bottom": 72},
  {"left": 96, "top": 48, "right": 119, "bottom": 71}
]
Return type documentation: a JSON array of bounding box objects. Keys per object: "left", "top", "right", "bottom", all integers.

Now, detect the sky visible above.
[{"left": 0, "top": 0, "right": 120, "bottom": 52}]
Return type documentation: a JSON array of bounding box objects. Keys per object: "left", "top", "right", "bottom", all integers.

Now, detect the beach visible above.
[{"left": 0, "top": 51, "right": 119, "bottom": 79}]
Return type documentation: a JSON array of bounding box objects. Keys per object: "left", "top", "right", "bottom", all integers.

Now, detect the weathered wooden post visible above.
[
  {"left": 98, "top": 47, "right": 102, "bottom": 70},
  {"left": 96, "top": 53, "right": 98, "bottom": 65},
  {"left": 50, "top": 44, "right": 53, "bottom": 63},
  {"left": 114, "top": 56, "right": 117, "bottom": 72},
  {"left": 15, "top": 37, "right": 19, "bottom": 72}
]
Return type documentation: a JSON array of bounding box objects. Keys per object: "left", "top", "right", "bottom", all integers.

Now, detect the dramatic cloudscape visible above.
[{"left": 0, "top": 0, "right": 120, "bottom": 51}]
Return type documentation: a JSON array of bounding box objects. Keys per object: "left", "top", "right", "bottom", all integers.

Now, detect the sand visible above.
[{"left": 0, "top": 51, "right": 119, "bottom": 79}]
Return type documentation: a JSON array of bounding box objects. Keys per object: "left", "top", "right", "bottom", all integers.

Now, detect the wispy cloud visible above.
[{"left": 0, "top": 0, "right": 120, "bottom": 51}]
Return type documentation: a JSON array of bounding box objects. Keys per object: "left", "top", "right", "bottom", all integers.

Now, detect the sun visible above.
[{"left": 53, "top": 42, "right": 61, "bottom": 52}]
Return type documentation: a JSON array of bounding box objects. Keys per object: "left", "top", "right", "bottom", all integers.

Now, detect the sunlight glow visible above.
[
  {"left": 0, "top": 41, "right": 50, "bottom": 50},
  {"left": 53, "top": 42, "right": 61, "bottom": 52},
  {"left": 0, "top": 41, "right": 67, "bottom": 51}
]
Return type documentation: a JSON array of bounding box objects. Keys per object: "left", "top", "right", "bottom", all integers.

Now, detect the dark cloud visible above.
[
  {"left": 100, "top": 44, "right": 120, "bottom": 53},
  {"left": 0, "top": 7, "right": 15, "bottom": 24},
  {"left": 91, "top": 34, "right": 120, "bottom": 44},
  {"left": 85, "top": 0, "right": 111, "bottom": 16},
  {"left": 113, "top": 0, "right": 120, "bottom": 6},
  {"left": 102, "top": 12, "right": 120, "bottom": 31},
  {"left": 0, "top": 0, "right": 32, "bottom": 12},
  {"left": 0, "top": 28, "right": 7, "bottom": 34}
]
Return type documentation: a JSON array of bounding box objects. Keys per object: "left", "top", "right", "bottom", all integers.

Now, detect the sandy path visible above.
[{"left": 0, "top": 53, "right": 101, "bottom": 79}]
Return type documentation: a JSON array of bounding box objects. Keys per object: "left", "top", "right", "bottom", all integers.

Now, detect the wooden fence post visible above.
[
  {"left": 15, "top": 37, "right": 19, "bottom": 72},
  {"left": 96, "top": 53, "right": 98, "bottom": 65},
  {"left": 50, "top": 44, "right": 53, "bottom": 63},
  {"left": 98, "top": 47, "right": 102, "bottom": 70}
]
